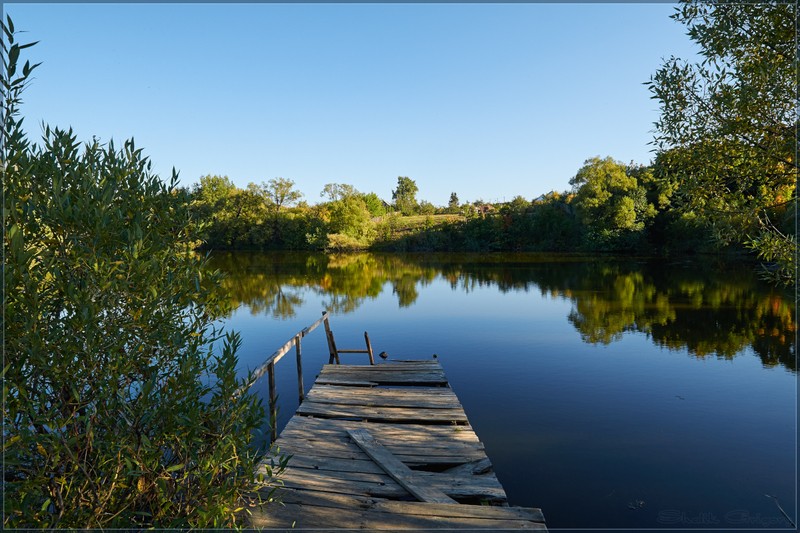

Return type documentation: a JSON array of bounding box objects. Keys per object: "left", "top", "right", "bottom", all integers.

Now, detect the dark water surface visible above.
[{"left": 208, "top": 252, "right": 796, "bottom": 530}]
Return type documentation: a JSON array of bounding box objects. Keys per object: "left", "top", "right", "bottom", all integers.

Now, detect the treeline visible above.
[{"left": 187, "top": 153, "right": 793, "bottom": 258}]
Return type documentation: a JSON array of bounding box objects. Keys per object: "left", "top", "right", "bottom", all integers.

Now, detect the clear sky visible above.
[{"left": 6, "top": 2, "right": 699, "bottom": 206}]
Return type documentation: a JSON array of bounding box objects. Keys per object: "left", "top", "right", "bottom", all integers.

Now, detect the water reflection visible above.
[
  {"left": 559, "top": 262, "right": 795, "bottom": 370},
  {"left": 207, "top": 252, "right": 796, "bottom": 372}
]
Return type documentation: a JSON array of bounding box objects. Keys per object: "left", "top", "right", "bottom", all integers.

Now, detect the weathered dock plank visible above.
[
  {"left": 296, "top": 400, "right": 470, "bottom": 423},
  {"left": 251, "top": 489, "right": 547, "bottom": 530},
  {"left": 347, "top": 428, "right": 459, "bottom": 504},
  {"left": 276, "top": 456, "right": 508, "bottom": 501},
  {"left": 308, "top": 384, "right": 463, "bottom": 408},
  {"left": 249, "top": 360, "right": 546, "bottom": 530},
  {"left": 316, "top": 363, "right": 449, "bottom": 385},
  {"left": 280, "top": 416, "right": 482, "bottom": 443},
  {"left": 267, "top": 439, "right": 488, "bottom": 467}
]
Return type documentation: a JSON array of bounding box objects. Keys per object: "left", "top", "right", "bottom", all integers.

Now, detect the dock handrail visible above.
[
  {"left": 237, "top": 311, "right": 330, "bottom": 443},
  {"left": 238, "top": 310, "right": 377, "bottom": 443}
]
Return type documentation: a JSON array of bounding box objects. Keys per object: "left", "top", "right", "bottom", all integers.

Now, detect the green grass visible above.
[{"left": 387, "top": 214, "right": 464, "bottom": 232}]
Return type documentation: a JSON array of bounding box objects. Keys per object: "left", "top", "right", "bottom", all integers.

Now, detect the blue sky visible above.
[{"left": 6, "top": 2, "right": 698, "bottom": 206}]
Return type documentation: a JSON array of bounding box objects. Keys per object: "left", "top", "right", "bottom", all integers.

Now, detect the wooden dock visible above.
[{"left": 248, "top": 358, "right": 546, "bottom": 530}]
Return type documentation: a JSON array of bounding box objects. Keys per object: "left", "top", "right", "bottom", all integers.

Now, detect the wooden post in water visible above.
[
  {"left": 295, "top": 334, "right": 304, "bottom": 404},
  {"left": 267, "top": 361, "right": 277, "bottom": 443},
  {"left": 364, "top": 331, "right": 375, "bottom": 365},
  {"left": 323, "top": 312, "right": 340, "bottom": 364}
]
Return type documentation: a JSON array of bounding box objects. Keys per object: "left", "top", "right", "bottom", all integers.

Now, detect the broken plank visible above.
[
  {"left": 281, "top": 456, "right": 503, "bottom": 489},
  {"left": 347, "top": 428, "right": 458, "bottom": 504},
  {"left": 444, "top": 457, "right": 494, "bottom": 476}
]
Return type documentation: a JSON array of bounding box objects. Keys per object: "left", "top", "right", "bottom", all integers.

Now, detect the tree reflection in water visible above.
[{"left": 207, "top": 252, "right": 795, "bottom": 372}]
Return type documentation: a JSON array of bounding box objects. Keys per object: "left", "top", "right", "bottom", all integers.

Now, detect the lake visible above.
[{"left": 208, "top": 251, "right": 796, "bottom": 530}]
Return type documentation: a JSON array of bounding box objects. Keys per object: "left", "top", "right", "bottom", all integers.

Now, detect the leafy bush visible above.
[
  {"left": 325, "top": 232, "right": 371, "bottom": 251},
  {"left": 3, "top": 20, "right": 279, "bottom": 528}
]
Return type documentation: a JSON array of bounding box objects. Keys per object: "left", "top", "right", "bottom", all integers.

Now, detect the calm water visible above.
[{"left": 208, "top": 251, "right": 796, "bottom": 530}]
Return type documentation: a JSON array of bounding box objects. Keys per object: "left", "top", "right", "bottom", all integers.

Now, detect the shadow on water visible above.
[{"left": 208, "top": 251, "right": 796, "bottom": 372}]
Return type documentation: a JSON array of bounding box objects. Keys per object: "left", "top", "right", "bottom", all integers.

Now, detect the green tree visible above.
[
  {"left": 190, "top": 178, "right": 274, "bottom": 249},
  {"left": 569, "top": 157, "right": 655, "bottom": 249},
  {"left": 194, "top": 174, "right": 237, "bottom": 208},
  {"left": 260, "top": 177, "right": 303, "bottom": 243},
  {"left": 234, "top": 183, "right": 270, "bottom": 247},
  {"left": 418, "top": 200, "right": 436, "bottom": 215},
  {"left": 326, "top": 195, "right": 373, "bottom": 240},
  {"left": 648, "top": 0, "right": 796, "bottom": 283},
  {"left": 448, "top": 192, "right": 460, "bottom": 213},
  {"left": 191, "top": 175, "right": 243, "bottom": 248},
  {"left": 528, "top": 192, "right": 583, "bottom": 251},
  {"left": 320, "top": 182, "right": 358, "bottom": 202},
  {"left": 2, "top": 23, "right": 280, "bottom": 528},
  {"left": 505, "top": 195, "right": 530, "bottom": 213},
  {"left": 362, "top": 192, "right": 387, "bottom": 217},
  {"left": 392, "top": 176, "right": 419, "bottom": 215}
]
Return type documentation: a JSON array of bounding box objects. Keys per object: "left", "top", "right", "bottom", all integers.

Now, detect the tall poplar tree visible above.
[{"left": 392, "top": 176, "right": 419, "bottom": 215}]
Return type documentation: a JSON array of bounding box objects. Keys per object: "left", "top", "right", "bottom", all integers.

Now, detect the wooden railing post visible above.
[
  {"left": 364, "top": 331, "right": 375, "bottom": 365},
  {"left": 323, "top": 312, "right": 340, "bottom": 364},
  {"left": 295, "top": 334, "right": 304, "bottom": 404}
]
